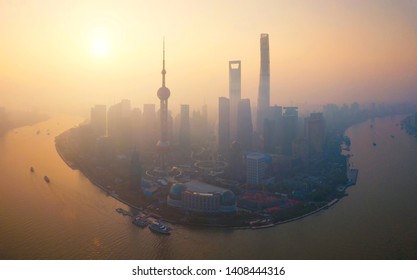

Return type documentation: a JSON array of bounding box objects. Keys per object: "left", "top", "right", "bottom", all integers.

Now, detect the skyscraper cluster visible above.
[
  {"left": 217, "top": 33, "right": 327, "bottom": 185},
  {"left": 218, "top": 34, "right": 271, "bottom": 158},
  {"left": 88, "top": 35, "right": 327, "bottom": 187}
]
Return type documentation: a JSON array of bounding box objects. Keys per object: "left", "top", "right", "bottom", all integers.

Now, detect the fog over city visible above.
[
  {"left": 1, "top": 0, "right": 417, "bottom": 117},
  {"left": 3, "top": 1, "right": 417, "bottom": 264}
]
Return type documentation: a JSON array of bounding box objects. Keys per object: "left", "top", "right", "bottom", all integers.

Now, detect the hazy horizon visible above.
[{"left": 1, "top": 0, "right": 417, "bottom": 117}]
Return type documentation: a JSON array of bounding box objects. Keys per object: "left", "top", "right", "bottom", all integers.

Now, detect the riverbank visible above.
[
  {"left": 55, "top": 131, "right": 357, "bottom": 230},
  {"left": 0, "top": 111, "right": 49, "bottom": 136},
  {"left": 55, "top": 136, "right": 148, "bottom": 215},
  {"left": 401, "top": 113, "right": 417, "bottom": 137},
  {"left": 5, "top": 113, "right": 417, "bottom": 259}
]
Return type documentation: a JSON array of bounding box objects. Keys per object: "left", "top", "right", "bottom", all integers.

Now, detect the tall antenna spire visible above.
[{"left": 162, "top": 36, "right": 166, "bottom": 87}]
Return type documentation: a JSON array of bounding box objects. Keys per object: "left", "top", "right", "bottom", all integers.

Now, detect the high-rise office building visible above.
[
  {"left": 107, "top": 99, "right": 131, "bottom": 139},
  {"left": 256, "top": 33, "right": 270, "bottom": 134},
  {"left": 307, "top": 112, "right": 326, "bottom": 156},
  {"left": 190, "top": 106, "right": 210, "bottom": 145},
  {"left": 179, "top": 104, "right": 190, "bottom": 154},
  {"left": 282, "top": 107, "right": 298, "bottom": 156},
  {"left": 155, "top": 39, "right": 171, "bottom": 173},
  {"left": 292, "top": 137, "right": 309, "bottom": 166},
  {"left": 168, "top": 110, "right": 174, "bottom": 144},
  {"left": 229, "top": 141, "right": 244, "bottom": 181},
  {"left": 130, "top": 107, "right": 142, "bottom": 144},
  {"left": 263, "top": 105, "right": 283, "bottom": 153},
  {"left": 218, "top": 97, "right": 230, "bottom": 158},
  {"left": 90, "top": 104, "right": 107, "bottom": 136},
  {"left": 142, "top": 104, "right": 157, "bottom": 147},
  {"left": 229, "top": 60, "right": 241, "bottom": 141},
  {"left": 142, "top": 104, "right": 156, "bottom": 130},
  {"left": 237, "top": 98, "right": 253, "bottom": 151},
  {"left": 246, "top": 152, "right": 266, "bottom": 186},
  {"left": 143, "top": 104, "right": 156, "bottom": 122}
]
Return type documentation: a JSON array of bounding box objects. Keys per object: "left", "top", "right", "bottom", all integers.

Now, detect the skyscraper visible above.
[
  {"left": 263, "top": 105, "right": 283, "bottom": 154},
  {"left": 143, "top": 104, "right": 156, "bottom": 123},
  {"left": 107, "top": 99, "right": 131, "bottom": 139},
  {"left": 142, "top": 104, "right": 157, "bottom": 148},
  {"left": 256, "top": 33, "right": 270, "bottom": 135},
  {"left": 156, "top": 39, "right": 171, "bottom": 173},
  {"left": 90, "top": 104, "right": 106, "bottom": 136},
  {"left": 307, "top": 112, "right": 326, "bottom": 156},
  {"left": 282, "top": 107, "right": 298, "bottom": 156},
  {"left": 246, "top": 152, "right": 266, "bottom": 186},
  {"left": 179, "top": 104, "right": 190, "bottom": 154},
  {"left": 229, "top": 60, "right": 241, "bottom": 141},
  {"left": 237, "top": 98, "right": 253, "bottom": 151},
  {"left": 218, "top": 97, "right": 230, "bottom": 158},
  {"left": 130, "top": 107, "right": 142, "bottom": 145}
]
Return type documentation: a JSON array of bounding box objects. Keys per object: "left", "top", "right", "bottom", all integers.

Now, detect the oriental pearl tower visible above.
[{"left": 155, "top": 39, "right": 171, "bottom": 175}]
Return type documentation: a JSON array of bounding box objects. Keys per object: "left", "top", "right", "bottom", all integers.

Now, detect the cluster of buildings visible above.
[
  {"left": 218, "top": 34, "right": 327, "bottom": 186},
  {"left": 89, "top": 103, "right": 210, "bottom": 169},
  {"left": 87, "top": 34, "right": 329, "bottom": 215}
]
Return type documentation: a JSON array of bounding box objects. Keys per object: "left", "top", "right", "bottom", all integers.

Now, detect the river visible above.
[{"left": 1, "top": 115, "right": 417, "bottom": 259}]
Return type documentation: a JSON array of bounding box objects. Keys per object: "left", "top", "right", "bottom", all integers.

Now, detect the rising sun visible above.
[{"left": 91, "top": 29, "right": 110, "bottom": 57}]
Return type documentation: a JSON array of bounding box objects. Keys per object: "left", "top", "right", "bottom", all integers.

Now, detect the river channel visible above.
[{"left": 1, "top": 115, "right": 416, "bottom": 259}]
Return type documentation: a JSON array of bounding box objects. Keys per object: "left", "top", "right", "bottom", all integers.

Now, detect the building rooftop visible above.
[
  {"left": 184, "top": 180, "right": 229, "bottom": 194},
  {"left": 246, "top": 152, "right": 266, "bottom": 160}
]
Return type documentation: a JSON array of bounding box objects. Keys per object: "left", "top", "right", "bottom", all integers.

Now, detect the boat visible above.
[
  {"left": 372, "top": 142, "right": 377, "bottom": 146},
  {"left": 44, "top": 176, "right": 50, "bottom": 183},
  {"left": 30, "top": 167, "right": 35, "bottom": 173},
  {"left": 115, "top": 208, "right": 133, "bottom": 217},
  {"left": 149, "top": 221, "right": 170, "bottom": 235},
  {"left": 132, "top": 217, "right": 149, "bottom": 228}
]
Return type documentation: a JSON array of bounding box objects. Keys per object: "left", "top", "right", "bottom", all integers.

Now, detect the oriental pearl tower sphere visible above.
[{"left": 156, "top": 39, "right": 171, "bottom": 174}]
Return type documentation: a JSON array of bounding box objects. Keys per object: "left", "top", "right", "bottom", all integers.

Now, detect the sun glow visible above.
[{"left": 91, "top": 29, "right": 110, "bottom": 57}]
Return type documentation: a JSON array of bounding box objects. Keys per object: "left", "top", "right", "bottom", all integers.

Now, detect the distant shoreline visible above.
[{"left": 0, "top": 111, "right": 49, "bottom": 136}]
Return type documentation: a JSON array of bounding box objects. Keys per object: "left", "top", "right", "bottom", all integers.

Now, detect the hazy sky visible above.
[{"left": 1, "top": 0, "right": 417, "bottom": 116}]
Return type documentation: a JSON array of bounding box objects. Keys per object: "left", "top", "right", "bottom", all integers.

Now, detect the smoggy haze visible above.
[{"left": 1, "top": 0, "right": 417, "bottom": 115}]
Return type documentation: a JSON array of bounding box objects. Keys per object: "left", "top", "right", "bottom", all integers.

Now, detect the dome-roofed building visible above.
[
  {"left": 167, "top": 180, "right": 237, "bottom": 214},
  {"left": 221, "top": 190, "right": 236, "bottom": 206},
  {"left": 169, "top": 183, "right": 184, "bottom": 199}
]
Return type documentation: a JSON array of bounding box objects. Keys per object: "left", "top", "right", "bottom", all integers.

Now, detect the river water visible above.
[{"left": 0, "top": 115, "right": 417, "bottom": 259}]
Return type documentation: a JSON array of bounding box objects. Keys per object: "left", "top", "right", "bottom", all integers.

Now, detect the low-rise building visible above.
[{"left": 167, "top": 180, "right": 236, "bottom": 214}]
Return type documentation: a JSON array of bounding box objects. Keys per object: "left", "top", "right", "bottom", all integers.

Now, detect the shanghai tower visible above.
[{"left": 256, "top": 33, "right": 270, "bottom": 135}]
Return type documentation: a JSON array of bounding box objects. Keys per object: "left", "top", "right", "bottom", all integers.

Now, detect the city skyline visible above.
[
  {"left": 1, "top": 1, "right": 417, "bottom": 116},
  {"left": 2, "top": 1, "right": 417, "bottom": 263}
]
